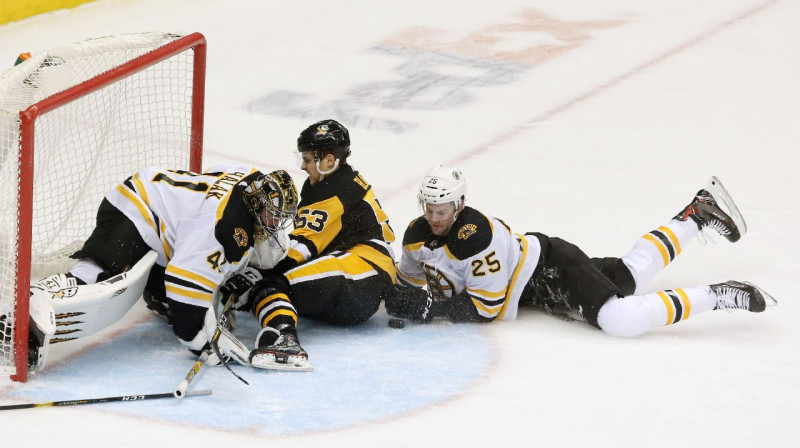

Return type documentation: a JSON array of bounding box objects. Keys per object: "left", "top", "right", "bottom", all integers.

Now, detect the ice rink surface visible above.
[{"left": 1, "top": 1, "right": 798, "bottom": 446}]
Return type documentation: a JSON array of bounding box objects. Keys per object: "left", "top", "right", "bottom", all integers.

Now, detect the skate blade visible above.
[
  {"left": 706, "top": 176, "right": 747, "bottom": 236},
  {"left": 744, "top": 281, "right": 778, "bottom": 307},
  {"left": 250, "top": 353, "right": 314, "bottom": 372}
]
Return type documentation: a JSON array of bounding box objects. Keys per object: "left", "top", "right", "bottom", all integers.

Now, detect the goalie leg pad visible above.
[
  {"left": 28, "top": 287, "right": 57, "bottom": 371},
  {"left": 46, "top": 251, "right": 158, "bottom": 341}
]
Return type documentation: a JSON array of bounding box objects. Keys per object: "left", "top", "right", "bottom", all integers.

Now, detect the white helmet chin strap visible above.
[
  {"left": 316, "top": 158, "right": 340, "bottom": 181},
  {"left": 446, "top": 200, "right": 465, "bottom": 234}
]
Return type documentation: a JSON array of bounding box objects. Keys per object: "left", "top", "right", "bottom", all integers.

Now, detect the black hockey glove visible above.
[
  {"left": 385, "top": 284, "right": 434, "bottom": 323},
  {"left": 218, "top": 267, "right": 263, "bottom": 310}
]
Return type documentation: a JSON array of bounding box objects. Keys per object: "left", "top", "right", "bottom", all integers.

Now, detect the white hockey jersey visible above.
[
  {"left": 397, "top": 207, "right": 541, "bottom": 321},
  {"left": 105, "top": 165, "right": 261, "bottom": 343}
]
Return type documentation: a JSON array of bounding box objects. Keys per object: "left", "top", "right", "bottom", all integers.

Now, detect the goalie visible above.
[
  {"left": 387, "top": 165, "right": 777, "bottom": 335},
  {"left": 24, "top": 165, "right": 300, "bottom": 373}
]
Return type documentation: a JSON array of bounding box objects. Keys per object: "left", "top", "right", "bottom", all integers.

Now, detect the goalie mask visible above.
[
  {"left": 243, "top": 170, "right": 299, "bottom": 234},
  {"left": 418, "top": 165, "right": 466, "bottom": 235},
  {"left": 244, "top": 170, "right": 299, "bottom": 269}
]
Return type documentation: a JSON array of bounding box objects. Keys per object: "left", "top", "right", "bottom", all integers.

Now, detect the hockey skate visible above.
[
  {"left": 249, "top": 330, "right": 313, "bottom": 372},
  {"left": 711, "top": 281, "right": 777, "bottom": 313},
  {"left": 675, "top": 176, "right": 746, "bottom": 243}
]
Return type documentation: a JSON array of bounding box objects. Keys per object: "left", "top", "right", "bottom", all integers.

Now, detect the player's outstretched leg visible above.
[
  {"left": 621, "top": 177, "right": 746, "bottom": 295},
  {"left": 597, "top": 281, "right": 776, "bottom": 337},
  {"left": 675, "top": 176, "right": 746, "bottom": 243}
]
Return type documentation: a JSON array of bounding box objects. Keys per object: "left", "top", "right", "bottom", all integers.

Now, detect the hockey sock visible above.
[
  {"left": 597, "top": 286, "right": 717, "bottom": 337},
  {"left": 621, "top": 219, "right": 698, "bottom": 295},
  {"left": 647, "top": 286, "right": 716, "bottom": 327},
  {"left": 252, "top": 288, "right": 298, "bottom": 331}
]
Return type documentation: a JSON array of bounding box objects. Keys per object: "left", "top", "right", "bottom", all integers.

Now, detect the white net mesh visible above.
[{"left": 0, "top": 32, "right": 201, "bottom": 376}]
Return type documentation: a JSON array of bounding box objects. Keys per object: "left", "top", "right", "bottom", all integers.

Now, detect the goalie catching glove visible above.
[{"left": 385, "top": 284, "right": 434, "bottom": 323}]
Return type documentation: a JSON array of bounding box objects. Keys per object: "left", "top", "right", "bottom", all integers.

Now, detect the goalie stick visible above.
[
  {"left": 173, "top": 292, "right": 249, "bottom": 398},
  {"left": 0, "top": 389, "right": 211, "bottom": 411},
  {"left": 174, "top": 350, "right": 211, "bottom": 398},
  {"left": 209, "top": 293, "right": 250, "bottom": 386}
]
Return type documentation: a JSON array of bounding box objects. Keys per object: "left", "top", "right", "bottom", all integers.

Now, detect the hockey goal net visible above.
[{"left": 0, "top": 32, "right": 205, "bottom": 382}]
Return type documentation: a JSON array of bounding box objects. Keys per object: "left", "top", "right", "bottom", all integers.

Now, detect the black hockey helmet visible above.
[{"left": 297, "top": 119, "right": 351, "bottom": 160}]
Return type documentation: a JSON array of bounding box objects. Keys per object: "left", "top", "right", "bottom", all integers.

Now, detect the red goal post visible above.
[{"left": 0, "top": 32, "right": 206, "bottom": 382}]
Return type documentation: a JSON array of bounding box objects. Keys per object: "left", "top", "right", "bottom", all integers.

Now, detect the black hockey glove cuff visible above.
[{"left": 385, "top": 285, "right": 434, "bottom": 323}]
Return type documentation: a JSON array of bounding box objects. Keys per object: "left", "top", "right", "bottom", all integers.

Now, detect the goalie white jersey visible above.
[
  {"left": 106, "top": 165, "right": 261, "bottom": 311},
  {"left": 397, "top": 207, "right": 541, "bottom": 321}
]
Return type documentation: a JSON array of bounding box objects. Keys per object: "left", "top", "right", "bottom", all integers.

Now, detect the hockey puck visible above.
[{"left": 388, "top": 318, "right": 406, "bottom": 329}]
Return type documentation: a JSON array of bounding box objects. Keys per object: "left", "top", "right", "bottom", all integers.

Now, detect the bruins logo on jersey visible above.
[
  {"left": 233, "top": 228, "right": 249, "bottom": 247},
  {"left": 457, "top": 223, "right": 478, "bottom": 240}
]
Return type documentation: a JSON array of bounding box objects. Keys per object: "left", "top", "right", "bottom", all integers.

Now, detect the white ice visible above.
[{"left": 1, "top": 1, "right": 798, "bottom": 446}]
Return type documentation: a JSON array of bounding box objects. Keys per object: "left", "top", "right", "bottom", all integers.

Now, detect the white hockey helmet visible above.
[{"left": 418, "top": 165, "right": 466, "bottom": 213}]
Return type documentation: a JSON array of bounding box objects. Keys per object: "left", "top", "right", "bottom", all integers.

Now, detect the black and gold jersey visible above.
[
  {"left": 397, "top": 206, "right": 541, "bottom": 321},
  {"left": 276, "top": 164, "right": 396, "bottom": 280}
]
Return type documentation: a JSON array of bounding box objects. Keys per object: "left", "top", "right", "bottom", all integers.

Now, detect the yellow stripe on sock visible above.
[
  {"left": 644, "top": 234, "right": 670, "bottom": 267},
  {"left": 254, "top": 292, "right": 289, "bottom": 317},
  {"left": 657, "top": 291, "right": 674, "bottom": 326},
  {"left": 263, "top": 309, "right": 298, "bottom": 327},
  {"left": 658, "top": 226, "right": 682, "bottom": 256},
  {"left": 675, "top": 288, "right": 691, "bottom": 320}
]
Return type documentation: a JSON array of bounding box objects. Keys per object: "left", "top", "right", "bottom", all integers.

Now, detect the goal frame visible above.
[{"left": 11, "top": 32, "right": 206, "bottom": 382}]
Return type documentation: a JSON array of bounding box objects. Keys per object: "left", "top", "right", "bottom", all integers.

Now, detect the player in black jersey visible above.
[
  {"left": 387, "top": 165, "right": 776, "bottom": 337},
  {"left": 223, "top": 120, "right": 396, "bottom": 370}
]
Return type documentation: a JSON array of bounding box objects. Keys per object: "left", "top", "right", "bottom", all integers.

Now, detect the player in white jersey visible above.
[
  {"left": 23, "top": 166, "right": 298, "bottom": 372},
  {"left": 387, "top": 165, "right": 776, "bottom": 336}
]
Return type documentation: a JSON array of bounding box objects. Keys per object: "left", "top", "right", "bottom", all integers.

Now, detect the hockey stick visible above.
[
  {"left": 174, "top": 350, "right": 211, "bottom": 398},
  {"left": 173, "top": 292, "right": 248, "bottom": 398},
  {"left": 0, "top": 389, "right": 211, "bottom": 411},
  {"left": 210, "top": 293, "right": 249, "bottom": 386}
]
